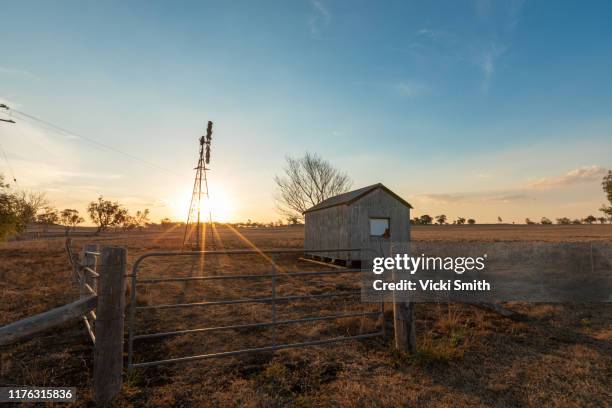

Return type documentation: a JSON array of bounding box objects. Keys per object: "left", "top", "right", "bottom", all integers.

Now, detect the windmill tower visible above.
[{"left": 182, "top": 121, "right": 214, "bottom": 251}]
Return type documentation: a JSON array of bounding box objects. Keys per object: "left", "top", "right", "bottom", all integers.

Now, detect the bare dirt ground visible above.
[{"left": 0, "top": 224, "right": 610, "bottom": 407}]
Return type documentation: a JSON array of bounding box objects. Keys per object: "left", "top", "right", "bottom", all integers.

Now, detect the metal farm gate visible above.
[{"left": 127, "top": 248, "right": 384, "bottom": 371}]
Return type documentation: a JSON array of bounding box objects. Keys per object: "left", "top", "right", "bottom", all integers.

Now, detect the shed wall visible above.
[
  {"left": 304, "top": 204, "right": 349, "bottom": 260},
  {"left": 348, "top": 188, "right": 410, "bottom": 260},
  {"left": 304, "top": 187, "right": 410, "bottom": 262}
]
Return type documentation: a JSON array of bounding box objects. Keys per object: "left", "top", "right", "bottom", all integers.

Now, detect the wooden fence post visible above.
[
  {"left": 393, "top": 300, "right": 416, "bottom": 353},
  {"left": 93, "top": 246, "right": 127, "bottom": 403},
  {"left": 392, "top": 264, "right": 416, "bottom": 353}
]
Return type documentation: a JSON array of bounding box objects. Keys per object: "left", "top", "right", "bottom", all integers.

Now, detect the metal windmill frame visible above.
[{"left": 183, "top": 121, "right": 214, "bottom": 251}]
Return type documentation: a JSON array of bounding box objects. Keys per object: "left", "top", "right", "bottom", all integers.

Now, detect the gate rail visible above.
[{"left": 127, "top": 248, "right": 383, "bottom": 371}]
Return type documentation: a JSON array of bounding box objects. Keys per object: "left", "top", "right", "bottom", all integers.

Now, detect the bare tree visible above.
[
  {"left": 37, "top": 207, "right": 59, "bottom": 233},
  {"left": 274, "top": 152, "right": 352, "bottom": 220},
  {"left": 87, "top": 196, "right": 126, "bottom": 234},
  {"left": 603, "top": 170, "right": 612, "bottom": 203},
  {"left": 14, "top": 191, "right": 49, "bottom": 232},
  {"left": 134, "top": 209, "right": 150, "bottom": 230},
  {"left": 583, "top": 215, "right": 597, "bottom": 224},
  {"left": 556, "top": 217, "right": 571, "bottom": 225},
  {"left": 0, "top": 174, "right": 18, "bottom": 239},
  {"left": 286, "top": 215, "right": 300, "bottom": 225},
  {"left": 59, "top": 209, "right": 85, "bottom": 235},
  {"left": 121, "top": 209, "right": 150, "bottom": 231},
  {"left": 0, "top": 176, "right": 49, "bottom": 239},
  {"left": 600, "top": 170, "right": 612, "bottom": 219},
  {"left": 419, "top": 214, "right": 433, "bottom": 225}
]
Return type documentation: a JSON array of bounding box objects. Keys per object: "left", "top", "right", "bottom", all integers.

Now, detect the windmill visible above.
[{"left": 182, "top": 121, "right": 214, "bottom": 251}]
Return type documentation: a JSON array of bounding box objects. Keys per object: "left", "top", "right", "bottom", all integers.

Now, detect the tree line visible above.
[
  {"left": 0, "top": 174, "right": 151, "bottom": 239},
  {"left": 527, "top": 216, "right": 609, "bottom": 225},
  {"left": 410, "top": 214, "right": 610, "bottom": 226},
  {"left": 411, "top": 215, "right": 476, "bottom": 225}
]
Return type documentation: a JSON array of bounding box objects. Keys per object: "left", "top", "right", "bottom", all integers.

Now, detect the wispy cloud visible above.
[
  {"left": 393, "top": 80, "right": 430, "bottom": 98},
  {"left": 472, "top": 0, "right": 525, "bottom": 91},
  {"left": 406, "top": 1, "right": 525, "bottom": 93},
  {"left": 0, "top": 119, "right": 124, "bottom": 193},
  {"left": 527, "top": 165, "right": 608, "bottom": 189},
  {"left": 309, "top": 0, "right": 331, "bottom": 38},
  {"left": 478, "top": 43, "right": 507, "bottom": 92},
  {"left": 49, "top": 170, "right": 125, "bottom": 180},
  {"left": 0, "top": 66, "right": 38, "bottom": 80},
  {"left": 414, "top": 191, "right": 530, "bottom": 205},
  {"left": 474, "top": 0, "right": 526, "bottom": 30},
  {"left": 0, "top": 96, "right": 23, "bottom": 109},
  {"left": 412, "top": 164, "right": 607, "bottom": 208},
  {"left": 409, "top": 29, "right": 510, "bottom": 92}
]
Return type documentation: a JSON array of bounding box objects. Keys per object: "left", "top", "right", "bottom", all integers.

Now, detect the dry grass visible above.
[
  {"left": 0, "top": 225, "right": 611, "bottom": 407},
  {"left": 411, "top": 224, "right": 612, "bottom": 242}
]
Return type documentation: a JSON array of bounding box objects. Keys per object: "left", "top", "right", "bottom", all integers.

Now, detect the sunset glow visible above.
[{"left": 167, "top": 186, "right": 236, "bottom": 223}]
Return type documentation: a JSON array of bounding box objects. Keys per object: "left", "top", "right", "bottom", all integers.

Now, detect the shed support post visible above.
[{"left": 93, "top": 246, "right": 127, "bottom": 403}]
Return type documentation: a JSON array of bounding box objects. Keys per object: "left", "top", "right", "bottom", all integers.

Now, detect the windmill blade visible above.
[
  {"left": 205, "top": 121, "right": 213, "bottom": 164},
  {"left": 206, "top": 121, "right": 213, "bottom": 142}
]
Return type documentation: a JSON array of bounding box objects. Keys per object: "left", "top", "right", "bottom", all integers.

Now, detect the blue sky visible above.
[{"left": 0, "top": 0, "right": 611, "bottom": 222}]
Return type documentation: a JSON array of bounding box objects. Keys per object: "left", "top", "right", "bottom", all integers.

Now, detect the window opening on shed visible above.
[{"left": 370, "top": 218, "right": 390, "bottom": 237}]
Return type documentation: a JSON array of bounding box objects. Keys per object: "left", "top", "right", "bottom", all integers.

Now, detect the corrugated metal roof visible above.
[{"left": 303, "top": 183, "right": 412, "bottom": 213}]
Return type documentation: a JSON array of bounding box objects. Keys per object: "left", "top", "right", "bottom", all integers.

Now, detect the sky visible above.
[{"left": 0, "top": 0, "right": 611, "bottom": 224}]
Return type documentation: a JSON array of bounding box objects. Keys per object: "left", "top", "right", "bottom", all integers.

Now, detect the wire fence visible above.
[{"left": 65, "top": 240, "right": 100, "bottom": 344}]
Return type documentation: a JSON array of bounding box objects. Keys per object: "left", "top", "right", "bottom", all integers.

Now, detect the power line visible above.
[
  {"left": 7, "top": 107, "right": 181, "bottom": 177},
  {"left": 0, "top": 143, "right": 17, "bottom": 184}
]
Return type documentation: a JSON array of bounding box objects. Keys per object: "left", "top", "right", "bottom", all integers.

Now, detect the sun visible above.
[
  {"left": 199, "top": 191, "right": 235, "bottom": 223},
  {"left": 167, "top": 186, "right": 236, "bottom": 223}
]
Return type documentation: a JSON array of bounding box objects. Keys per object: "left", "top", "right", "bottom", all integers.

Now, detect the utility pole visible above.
[
  {"left": 182, "top": 121, "right": 214, "bottom": 251},
  {"left": 0, "top": 104, "right": 18, "bottom": 184},
  {"left": 0, "top": 104, "right": 15, "bottom": 123}
]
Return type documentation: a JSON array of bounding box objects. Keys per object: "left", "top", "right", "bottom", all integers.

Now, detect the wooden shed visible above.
[{"left": 303, "top": 183, "right": 412, "bottom": 264}]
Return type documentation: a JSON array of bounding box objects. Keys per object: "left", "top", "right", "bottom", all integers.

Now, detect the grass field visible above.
[{"left": 1, "top": 224, "right": 611, "bottom": 407}]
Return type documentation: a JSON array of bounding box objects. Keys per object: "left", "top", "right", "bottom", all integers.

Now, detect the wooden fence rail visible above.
[
  {"left": 0, "top": 295, "right": 97, "bottom": 346},
  {"left": 0, "top": 242, "right": 127, "bottom": 404}
]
